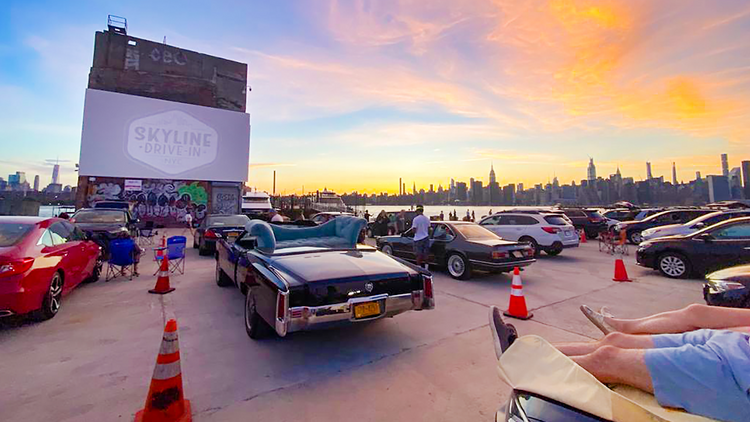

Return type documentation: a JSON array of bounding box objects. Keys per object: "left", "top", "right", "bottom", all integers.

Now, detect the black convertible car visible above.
[
  {"left": 193, "top": 214, "right": 250, "bottom": 256},
  {"left": 215, "top": 217, "right": 435, "bottom": 339},
  {"left": 375, "top": 221, "right": 535, "bottom": 280},
  {"left": 636, "top": 217, "right": 750, "bottom": 278}
]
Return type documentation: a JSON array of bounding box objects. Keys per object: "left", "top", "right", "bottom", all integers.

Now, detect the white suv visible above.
[{"left": 478, "top": 211, "right": 579, "bottom": 256}]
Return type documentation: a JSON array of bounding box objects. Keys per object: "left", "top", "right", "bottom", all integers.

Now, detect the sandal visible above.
[{"left": 580, "top": 305, "right": 615, "bottom": 335}]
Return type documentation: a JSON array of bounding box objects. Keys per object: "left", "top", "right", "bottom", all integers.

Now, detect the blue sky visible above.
[{"left": 2, "top": 0, "right": 750, "bottom": 194}]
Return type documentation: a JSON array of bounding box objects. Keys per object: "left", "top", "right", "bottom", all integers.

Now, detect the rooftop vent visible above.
[{"left": 107, "top": 15, "right": 127, "bottom": 35}]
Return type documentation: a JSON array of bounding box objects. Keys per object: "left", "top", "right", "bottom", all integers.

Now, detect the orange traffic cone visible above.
[
  {"left": 613, "top": 258, "right": 632, "bottom": 282},
  {"left": 135, "top": 319, "right": 191, "bottom": 422},
  {"left": 149, "top": 256, "right": 175, "bottom": 294},
  {"left": 504, "top": 267, "right": 533, "bottom": 320},
  {"left": 579, "top": 229, "right": 587, "bottom": 243},
  {"left": 156, "top": 236, "right": 167, "bottom": 259}
]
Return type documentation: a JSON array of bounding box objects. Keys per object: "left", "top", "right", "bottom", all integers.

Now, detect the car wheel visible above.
[
  {"left": 447, "top": 253, "right": 471, "bottom": 280},
  {"left": 519, "top": 236, "right": 540, "bottom": 257},
  {"left": 367, "top": 227, "right": 373, "bottom": 238},
  {"left": 382, "top": 244, "right": 393, "bottom": 255},
  {"left": 34, "top": 272, "right": 63, "bottom": 321},
  {"left": 215, "top": 257, "right": 232, "bottom": 287},
  {"left": 546, "top": 248, "right": 562, "bottom": 256},
  {"left": 657, "top": 253, "right": 691, "bottom": 279},
  {"left": 85, "top": 253, "right": 103, "bottom": 283},
  {"left": 628, "top": 231, "right": 642, "bottom": 245},
  {"left": 245, "top": 290, "right": 272, "bottom": 339}
]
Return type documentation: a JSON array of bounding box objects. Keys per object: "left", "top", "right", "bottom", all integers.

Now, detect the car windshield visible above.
[
  {"left": 207, "top": 215, "right": 250, "bottom": 226},
  {"left": 94, "top": 202, "right": 129, "bottom": 209},
  {"left": 72, "top": 210, "right": 126, "bottom": 223},
  {"left": 454, "top": 224, "right": 499, "bottom": 240},
  {"left": 0, "top": 223, "right": 34, "bottom": 246}
]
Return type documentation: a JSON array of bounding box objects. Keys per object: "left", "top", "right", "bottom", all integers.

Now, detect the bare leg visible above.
[
  {"left": 571, "top": 346, "right": 654, "bottom": 393},
  {"left": 607, "top": 304, "right": 750, "bottom": 334},
  {"left": 556, "top": 332, "right": 656, "bottom": 357}
]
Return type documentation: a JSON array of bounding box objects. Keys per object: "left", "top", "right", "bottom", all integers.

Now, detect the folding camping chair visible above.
[
  {"left": 138, "top": 221, "right": 158, "bottom": 246},
  {"left": 154, "top": 236, "right": 187, "bottom": 275},
  {"left": 106, "top": 238, "right": 136, "bottom": 281}
]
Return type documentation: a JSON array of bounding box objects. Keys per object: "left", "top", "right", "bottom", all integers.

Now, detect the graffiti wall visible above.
[{"left": 85, "top": 179, "right": 210, "bottom": 227}]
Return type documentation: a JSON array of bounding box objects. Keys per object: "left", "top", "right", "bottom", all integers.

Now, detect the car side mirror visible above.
[
  {"left": 693, "top": 222, "right": 705, "bottom": 229},
  {"left": 696, "top": 233, "right": 713, "bottom": 242}
]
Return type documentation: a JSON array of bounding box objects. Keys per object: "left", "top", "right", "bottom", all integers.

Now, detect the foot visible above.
[
  {"left": 489, "top": 306, "right": 518, "bottom": 359},
  {"left": 580, "top": 305, "right": 616, "bottom": 335}
]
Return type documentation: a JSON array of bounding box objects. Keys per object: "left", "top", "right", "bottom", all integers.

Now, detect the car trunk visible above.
[{"left": 273, "top": 250, "right": 419, "bottom": 307}]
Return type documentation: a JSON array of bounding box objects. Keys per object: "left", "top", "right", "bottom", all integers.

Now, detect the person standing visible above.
[
  {"left": 412, "top": 205, "right": 430, "bottom": 269},
  {"left": 184, "top": 212, "right": 193, "bottom": 236},
  {"left": 471, "top": 210, "right": 475, "bottom": 222},
  {"left": 397, "top": 210, "right": 406, "bottom": 234},
  {"left": 364, "top": 210, "right": 370, "bottom": 222},
  {"left": 439, "top": 211, "right": 444, "bottom": 221}
]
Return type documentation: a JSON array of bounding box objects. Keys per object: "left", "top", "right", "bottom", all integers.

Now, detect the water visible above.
[
  {"left": 38, "top": 205, "right": 76, "bottom": 217},
  {"left": 355, "top": 205, "right": 556, "bottom": 220}
]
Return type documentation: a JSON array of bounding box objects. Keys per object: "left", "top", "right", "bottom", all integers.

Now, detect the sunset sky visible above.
[{"left": 1, "top": 0, "right": 750, "bottom": 194}]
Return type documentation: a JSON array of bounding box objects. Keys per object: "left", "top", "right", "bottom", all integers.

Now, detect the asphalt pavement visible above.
[{"left": 0, "top": 231, "right": 706, "bottom": 422}]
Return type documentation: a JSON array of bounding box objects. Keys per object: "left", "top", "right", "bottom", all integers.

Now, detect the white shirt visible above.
[
  {"left": 185, "top": 214, "right": 193, "bottom": 223},
  {"left": 412, "top": 214, "right": 430, "bottom": 241},
  {"left": 270, "top": 213, "right": 284, "bottom": 222}
]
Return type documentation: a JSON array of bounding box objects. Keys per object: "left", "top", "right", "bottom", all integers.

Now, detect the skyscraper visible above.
[
  {"left": 51, "top": 164, "right": 60, "bottom": 185},
  {"left": 695, "top": 171, "right": 701, "bottom": 181},
  {"left": 587, "top": 158, "right": 596, "bottom": 181},
  {"left": 742, "top": 161, "right": 750, "bottom": 199},
  {"left": 672, "top": 162, "right": 677, "bottom": 185},
  {"left": 399, "top": 178, "right": 402, "bottom": 195},
  {"left": 33, "top": 175, "right": 40, "bottom": 191},
  {"left": 721, "top": 154, "right": 729, "bottom": 176},
  {"left": 489, "top": 163, "right": 496, "bottom": 184},
  {"left": 707, "top": 175, "right": 730, "bottom": 202},
  {"left": 646, "top": 162, "right": 653, "bottom": 179}
]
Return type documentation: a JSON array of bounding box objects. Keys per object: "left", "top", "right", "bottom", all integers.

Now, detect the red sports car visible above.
[{"left": 0, "top": 217, "right": 102, "bottom": 320}]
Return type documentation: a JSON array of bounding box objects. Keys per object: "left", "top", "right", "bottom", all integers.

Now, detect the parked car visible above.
[
  {"left": 215, "top": 217, "right": 434, "bottom": 339},
  {"left": 376, "top": 221, "right": 535, "bottom": 280},
  {"left": 478, "top": 210, "right": 578, "bottom": 256},
  {"left": 704, "top": 264, "right": 750, "bottom": 308},
  {"left": 615, "top": 208, "right": 713, "bottom": 244},
  {"left": 558, "top": 208, "right": 607, "bottom": 239},
  {"left": 636, "top": 217, "right": 750, "bottom": 278},
  {"left": 70, "top": 208, "right": 139, "bottom": 239},
  {"left": 598, "top": 208, "right": 639, "bottom": 230},
  {"left": 641, "top": 209, "right": 750, "bottom": 241},
  {"left": 0, "top": 217, "right": 102, "bottom": 320},
  {"left": 193, "top": 214, "right": 250, "bottom": 256}
]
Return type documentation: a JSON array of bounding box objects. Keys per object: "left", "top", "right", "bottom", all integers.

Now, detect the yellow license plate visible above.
[
  {"left": 354, "top": 302, "right": 381, "bottom": 319},
  {"left": 227, "top": 232, "right": 240, "bottom": 241}
]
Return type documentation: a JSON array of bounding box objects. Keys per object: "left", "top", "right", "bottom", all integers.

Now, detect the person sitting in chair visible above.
[
  {"left": 490, "top": 304, "right": 750, "bottom": 422},
  {"left": 116, "top": 231, "right": 142, "bottom": 277}
]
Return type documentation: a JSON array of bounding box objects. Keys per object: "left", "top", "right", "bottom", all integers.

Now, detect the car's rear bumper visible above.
[
  {"left": 202, "top": 239, "right": 217, "bottom": 251},
  {"left": 285, "top": 291, "right": 433, "bottom": 333},
  {"left": 470, "top": 258, "right": 535, "bottom": 271},
  {"left": 0, "top": 273, "right": 43, "bottom": 316}
]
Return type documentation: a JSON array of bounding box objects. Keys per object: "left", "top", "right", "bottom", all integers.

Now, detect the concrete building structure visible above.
[
  {"left": 75, "top": 25, "right": 250, "bottom": 226},
  {"left": 706, "top": 175, "right": 731, "bottom": 203},
  {"left": 646, "top": 162, "right": 653, "bottom": 179},
  {"left": 51, "top": 164, "right": 60, "bottom": 185},
  {"left": 742, "top": 160, "right": 750, "bottom": 199},
  {"left": 33, "top": 175, "right": 39, "bottom": 192},
  {"left": 671, "top": 162, "right": 677, "bottom": 185},
  {"left": 587, "top": 158, "right": 596, "bottom": 181},
  {"left": 721, "top": 153, "right": 729, "bottom": 176}
]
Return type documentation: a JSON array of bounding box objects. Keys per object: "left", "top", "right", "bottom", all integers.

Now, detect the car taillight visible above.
[
  {"left": 0, "top": 257, "right": 34, "bottom": 278},
  {"left": 492, "top": 250, "right": 509, "bottom": 259},
  {"left": 205, "top": 229, "right": 219, "bottom": 239},
  {"left": 276, "top": 293, "right": 286, "bottom": 320},
  {"left": 541, "top": 227, "right": 560, "bottom": 234},
  {"left": 423, "top": 275, "right": 433, "bottom": 299}
]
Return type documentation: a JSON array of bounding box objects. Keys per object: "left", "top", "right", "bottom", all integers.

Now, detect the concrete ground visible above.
[{"left": 0, "top": 231, "right": 706, "bottom": 422}]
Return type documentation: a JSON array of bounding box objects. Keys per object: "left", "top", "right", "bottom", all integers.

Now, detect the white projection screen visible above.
[{"left": 79, "top": 89, "right": 250, "bottom": 182}]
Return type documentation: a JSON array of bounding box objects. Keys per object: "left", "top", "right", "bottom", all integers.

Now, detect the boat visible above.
[
  {"left": 311, "top": 189, "right": 348, "bottom": 213},
  {"left": 241, "top": 190, "right": 273, "bottom": 218}
]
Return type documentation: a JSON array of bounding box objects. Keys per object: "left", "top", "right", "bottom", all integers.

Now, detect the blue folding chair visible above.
[
  {"left": 155, "top": 236, "right": 186, "bottom": 274},
  {"left": 106, "top": 238, "right": 136, "bottom": 281}
]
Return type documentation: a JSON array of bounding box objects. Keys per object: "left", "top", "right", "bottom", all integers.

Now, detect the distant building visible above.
[
  {"left": 695, "top": 171, "right": 701, "bottom": 181},
  {"left": 721, "top": 153, "right": 729, "bottom": 177},
  {"left": 646, "top": 162, "right": 653, "bottom": 179},
  {"left": 399, "top": 178, "right": 402, "bottom": 196},
  {"left": 587, "top": 158, "right": 596, "bottom": 181},
  {"left": 706, "top": 175, "right": 731, "bottom": 203},
  {"left": 51, "top": 164, "right": 60, "bottom": 185},
  {"left": 517, "top": 183, "right": 524, "bottom": 192},
  {"left": 455, "top": 182, "right": 467, "bottom": 201},
  {"left": 742, "top": 161, "right": 750, "bottom": 199},
  {"left": 729, "top": 167, "right": 743, "bottom": 199},
  {"left": 472, "top": 180, "right": 483, "bottom": 205},
  {"left": 672, "top": 162, "right": 677, "bottom": 185},
  {"left": 33, "top": 175, "right": 40, "bottom": 191},
  {"left": 489, "top": 164, "right": 497, "bottom": 184}
]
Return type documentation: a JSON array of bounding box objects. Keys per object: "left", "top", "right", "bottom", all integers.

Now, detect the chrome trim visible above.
[
  {"left": 0, "top": 310, "right": 15, "bottom": 318},
  {"left": 469, "top": 258, "right": 535, "bottom": 268},
  {"left": 286, "top": 292, "right": 425, "bottom": 333}
]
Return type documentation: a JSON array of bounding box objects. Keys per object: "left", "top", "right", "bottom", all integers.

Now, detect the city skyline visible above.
[{"left": 2, "top": 1, "right": 750, "bottom": 194}]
